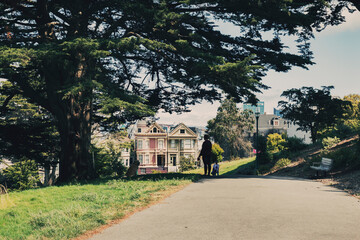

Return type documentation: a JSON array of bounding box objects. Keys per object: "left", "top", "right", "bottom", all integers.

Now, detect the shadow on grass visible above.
[
  {"left": 223, "top": 160, "right": 256, "bottom": 176},
  {"left": 55, "top": 173, "right": 202, "bottom": 187},
  {"left": 128, "top": 173, "right": 201, "bottom": 182}
]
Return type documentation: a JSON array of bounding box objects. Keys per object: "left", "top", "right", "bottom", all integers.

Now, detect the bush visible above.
[
  {"left": 273, "top": 158, "right": 292, "bottom": 170},
  {"left": 179, "top": 156, "right": 196, "bottom": 172},
  {"left": 256, "top": 135, "right": 272, "bottom": 165},
  {"left": 323, "top": 147, "right": 356, "bottom": 170},
  {"left": 212, "top": 143, "right": 224, "bottom": 162},
  {"left": 93, "top": 145, "right": 127, "bottom": 178},
  {"left": 2, "top": 159, "right": 39, "bottom": 190},
  {"left": 267, "top": 133, "right": 286, "bottom": 153},
  {"left": 322, "top": 136, "right": 341, "bottom": 150},
  {"left": 285, "top": 137, "right": 307, "bottom": 152}
]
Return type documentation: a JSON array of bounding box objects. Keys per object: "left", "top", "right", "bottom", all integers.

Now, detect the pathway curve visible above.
[{"left": 89, "top": 176, "right": 360, "bottom": 240}]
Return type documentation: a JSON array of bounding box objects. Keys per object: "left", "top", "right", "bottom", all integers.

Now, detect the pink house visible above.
[{"left": 135, "top": 121, "right": 198, "bottom": 174}]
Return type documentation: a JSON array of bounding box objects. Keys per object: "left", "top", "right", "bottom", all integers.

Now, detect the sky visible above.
[{"left": 157, "top": 10, "right": 360, "bottom": 127}]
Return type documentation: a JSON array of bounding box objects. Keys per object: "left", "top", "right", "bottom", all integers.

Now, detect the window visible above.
[
  {"left": 138, "top": 154, "right": 143, "bottom": 164},
  {"left": 180, "top": 140, "right": 184, "bottom": 149},
  {"left": 180, "top": 129, "right": 185, "bottom": 134},
  {"left": 170, "top": 140, "right": 176, "bottom": 148},
  {"left": 138, "top": 128, "right": 141, "bottom": 133},
  {"left": 153, "top": 127, "right": 157, "bottom": 133},
  {"left": 145, "top": 140, "right": 149, "bottom": 149},
  {"left": 141, "top": 168, "right": 146, "bottom": 174},
  {"left": 273, "top": 120, "right": 279, "bottom": 126},
  {"left": 158, "top": 139, "right": 164, "bottom": 149},
  {"left": 184, "top": 139, "right": 191, "bottom": 149},
  {"left": 137, "top": 140, "right": 143, "bottom": 149},
  {"left": 145, "top": 155, "right": 149, "bottom": 164},
  {"left": 125, "top": 159, "right": 129, "bottom": 166}
]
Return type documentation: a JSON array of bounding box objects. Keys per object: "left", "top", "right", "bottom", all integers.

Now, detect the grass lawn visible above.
[
  {"left": 185, "top": 157, "right": 255, "bottom": 176},
  {"left": 0, "top": 174, "right": 200, "bottom": 240}
]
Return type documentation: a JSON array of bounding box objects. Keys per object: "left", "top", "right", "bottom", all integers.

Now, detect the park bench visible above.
[{"left": 310, "top": 157, "right": 333, "bottom": 177}]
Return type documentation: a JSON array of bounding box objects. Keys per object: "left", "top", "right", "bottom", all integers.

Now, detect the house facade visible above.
[
  {"left": 134, "top": 121, "right": 198, "bottom": 174},
  {"left": 252, "top": 113, "right": 288, "bottom": 137}
]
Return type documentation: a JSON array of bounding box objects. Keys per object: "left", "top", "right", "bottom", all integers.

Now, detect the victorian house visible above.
[{"left": 134, "top": 121, "right": 198, "bottom": 174}]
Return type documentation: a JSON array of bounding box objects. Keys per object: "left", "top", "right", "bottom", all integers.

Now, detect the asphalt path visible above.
[{"left": 89, "top": 175, "right": 360, "bottom": 240}]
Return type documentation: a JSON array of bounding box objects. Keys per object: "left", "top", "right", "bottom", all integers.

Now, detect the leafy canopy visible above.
[
  {"left": 207, "top": 98, "right": 254, "bottom": 158},
  {"left": 278, "top": 86, "right": 351, "bottom": 143},
  {"left": 0, "top": 0, "right": 357, "bottom": 111}
]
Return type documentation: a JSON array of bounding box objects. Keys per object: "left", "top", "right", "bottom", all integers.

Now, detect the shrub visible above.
[
  {"left": 2, "top": 159, "right": 39, "bottom": 190},
  {"left": 273, "top": 158, "right": 292, "bottom": 169},
  {"left": 92, "top": 145, "right": 127, "bottom": 178},
  {"left": 323, "top": 147, "right": 356, "bottom": 170},
  {"left": 212, "top": 143, "right": 224, "bottom": 162},
  {"left": 179, "top": 156, "right": 196, "bottom": 172},
  {"left": 322, "top": 136, "right": 341, "bottom": 150},
  {"left": 256, "top": 135, "right": 272, "bottom": 165},
  {"left": 285, "top": 137, "right": 308, "bottom": 152},
  {"left": 267, "top": 133, "right": 287, "bottom": 153}
]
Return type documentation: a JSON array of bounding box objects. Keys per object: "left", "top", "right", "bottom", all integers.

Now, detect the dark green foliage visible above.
[
  {"left": 320, "top": 94, "right": 360, "bottom": 139},
  {"left": 257, "top": 135, "right": 273, "bottom": 165},
  {"left": 207, "top": 98, "right": 254, "bottom": 159},
  {"left": 285, "top": 137, "right": 308, "bottom": 152},
  {"left": 0, "top": 1, "right": 356, "bottom": 181},
  {"left": 0, "top": 81, "right": 60, "bottom": 168},
  {"left": 322, "top": 147, "right": 357, "bottom": 170},
  {"left": 279, "top": 86, "right": 351, "bottom": 143},
  {"left": 92, "top": 146, "right": 127, "bottom": 178},
  {"left": 179, "top": 156, "right": 196, "bottom": 172},
  {"left": 1, "top": 160, "right": 40, "bottom": 190}
]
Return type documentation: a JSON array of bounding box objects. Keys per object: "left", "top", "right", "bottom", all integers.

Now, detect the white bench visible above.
[{"left": 310, "top": 157, "right": 333, "bottom": 177}]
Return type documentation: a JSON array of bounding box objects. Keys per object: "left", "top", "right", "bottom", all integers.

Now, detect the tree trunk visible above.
[
  {"left": 310, "top": 127, "right": 317, "bottom": 144},
  {"left": 57, "top": 94, "right": 95, "bottom": 182}
]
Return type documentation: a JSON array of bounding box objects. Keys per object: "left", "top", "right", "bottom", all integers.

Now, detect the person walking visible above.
[{"left": 198, "top": 134, "right": 212, "bottom": 176}]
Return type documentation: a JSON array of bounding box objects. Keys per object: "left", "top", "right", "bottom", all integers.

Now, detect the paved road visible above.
[{"left": 89, "top": 176, "right": 360, "bottom": 240}]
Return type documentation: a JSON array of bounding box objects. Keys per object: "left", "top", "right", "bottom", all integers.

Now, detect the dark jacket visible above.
[{"left": 200, "top": 140, "right": 212, "bottom": 157}]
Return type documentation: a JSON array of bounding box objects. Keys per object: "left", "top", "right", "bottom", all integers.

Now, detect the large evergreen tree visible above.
[
  {"left": 207, "top": 98, "right": 254, "bottom": 158},
  {"left": 278, "top": 86, "right": 351, "bottom": 143},
  {"left": 0, "top": 0, "right": 357, "bottom": 181}
]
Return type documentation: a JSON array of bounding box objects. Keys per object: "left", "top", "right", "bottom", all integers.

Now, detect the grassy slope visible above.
[
  {"left": 185, "top": 157, "right": 255, "bottom": 176},
  {"left": 0, "top": 159, "right": 255, "bottom": 240},
  {"left": 0, "top": 174, "right": 199, "bottom": 240}
]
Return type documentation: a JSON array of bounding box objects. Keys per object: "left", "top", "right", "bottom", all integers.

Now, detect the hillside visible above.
[{"left": 266, "top": 135, "right": 360, "bottom": 198}]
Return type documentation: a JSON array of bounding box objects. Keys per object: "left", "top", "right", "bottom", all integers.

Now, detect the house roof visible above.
[
  {"left": 145, "top": 122, "right": 166, "bottom": 133},
  {"left": 169, "top": 123, "right": 197, "bottom": 136},
  {"left": 257, "top": 114, "right": 287, "bottom": 129}
]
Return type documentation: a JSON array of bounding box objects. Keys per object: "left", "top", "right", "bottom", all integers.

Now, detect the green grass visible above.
[
  {"left": 185, "top": 157, "right": 255, "bottom": 176},
  {"left": 0, "top": 174, "right": 200, "bottom": 240}
]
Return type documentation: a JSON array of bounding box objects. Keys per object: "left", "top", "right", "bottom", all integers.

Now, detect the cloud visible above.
[{"left": 317, "top": 11, "right": 360, "bottom": 36}]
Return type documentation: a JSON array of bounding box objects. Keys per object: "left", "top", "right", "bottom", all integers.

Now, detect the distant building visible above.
[
  {"left": 135, "top": 122, "right": 199, "bottom": 174},
  {"left": 254, "top": 113, "right": 288, "bottom": 136},
  {"left": 286, "top": 122, "right": 312, "bottom": 144},
  {"left": 243, "top": 101, "right": 265, "bottom": 114}
]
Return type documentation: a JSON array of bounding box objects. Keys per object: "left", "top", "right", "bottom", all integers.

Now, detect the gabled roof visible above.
[
  {"left": 145, "top": 122, "right": 166, "bottom": 134},
  {"left": 169, "top": 123, "right": 197, "bottom": 137}
]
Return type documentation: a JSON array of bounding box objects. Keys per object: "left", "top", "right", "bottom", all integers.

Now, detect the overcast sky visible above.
[{"left": 157, "top": 10, "right": 360, "bottom": 127}]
